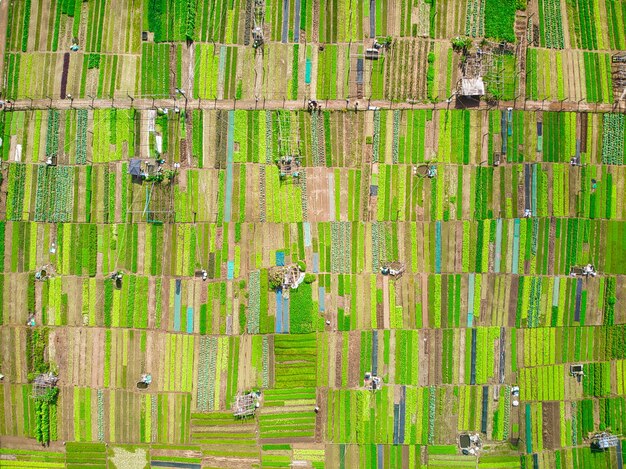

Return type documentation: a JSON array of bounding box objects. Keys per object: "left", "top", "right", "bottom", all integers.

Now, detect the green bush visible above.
[
  {"left": 269, "top": 277, "right": 282, "bottom": 290},
  {"left": 304, "top": 273, "right": 316, "bottom": 284},
  {"left": 297, "top": 260, "right": 307, "bottom": 271},
  {"left": 451, "top": 36, "right": 472, "bottom": 52}
]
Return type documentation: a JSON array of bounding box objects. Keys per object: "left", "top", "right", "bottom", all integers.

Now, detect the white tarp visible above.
[
  {"left": 147, "top": 110, "right": 156, "bottom": 132},
  {"left": 460, "top": 77, "right": 485, "bottom": 96}
]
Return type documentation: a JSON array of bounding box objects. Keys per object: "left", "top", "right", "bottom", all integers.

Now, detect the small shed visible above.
[
  {"left": 365, "top": 48, "right": 380, "bottom": 60},
  {"left": 388, "top": 261, "right": 405, "bottom": 277},
  {"left": 32, "top": 373, "right": 58, "bottom": 399},
  {"left": 460, "top": 77, "right": 485, "bottom": 97},
  {"left": 232, "top": 392, "right": 260, "bottom": 418},
  {"left": 137, "top": 373, "right": 152, "bottom": 389},
  {"left": 364, "top": 372, "right": 383, "bottom": 391},
  {"left": 570, "top": 364, "right": 584, "bottom": 383},
  {"left": 612, "top": 52, "right": 626, "bottom": 63},
  {"left": 381, "top": 261, "right": 405, "bottom": 279},
  {"left": 591, "top": 432, "right": 619, "bottom": 450},
  {"left": 128, "top": 159, "right": 143, "bottom": 177}
]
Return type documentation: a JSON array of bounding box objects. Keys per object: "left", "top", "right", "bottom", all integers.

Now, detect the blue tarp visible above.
[
  {"left": 294, "top": 0, "right": 301, "bottom": 42},
  {"left": 467, "top": 274, "right": 475, "bottom": 327},
  {"left": 318, "top": 286, "right": 325, "bottom": 311},
  {"left": 276, "top": 251, "right": 285, "bottom": 266},
  {"left": 312, "top": 252, "right": 319, "bottom": 273},
  {"left": 281, "top": 0, "right": 289, "bottom": 43},
  {"left": 303, "top": 222, "right": 312, "bottom": 247},
  {"left": 283, "top": 296, "right": 290, "bottom": 333},
  {"left": 186, "top": 307, "right": 194, "bottom": 333},
  {"left": 512, "top": 219, "right": 521, "bottom": 274},
  {"left": 494, "top": 219, "right": 503, "bottom": 273},
  {"left": 275, "top": 291, "right": 283, "bottom": 333},
  {"left": 552, "top": 277, "right": 560, "bottom": 308}
]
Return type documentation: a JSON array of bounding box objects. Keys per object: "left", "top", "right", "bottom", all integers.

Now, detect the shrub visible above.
[
  {"left": 269, "top": 277, "right": 282, "bottom": 290},
  {"left": 297, "top": 260, "right": 307, "bottom": 271},
  {"left": 451, "top": 36, "right": 473, "bottom": 52},
  {"left": 304, "top": 273, "right": 316, "bottom": 284}
]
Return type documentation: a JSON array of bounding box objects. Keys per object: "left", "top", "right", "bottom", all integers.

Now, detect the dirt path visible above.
[{"left": 6, "top": 96, "right": 624, "bottom": 113}]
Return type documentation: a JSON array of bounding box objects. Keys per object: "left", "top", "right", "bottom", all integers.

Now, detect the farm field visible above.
[{"left": 1, "top": 0, "right": 626, "bottom": 469}]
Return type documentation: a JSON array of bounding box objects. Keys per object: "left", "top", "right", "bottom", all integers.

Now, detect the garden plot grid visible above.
[{"left": 2, "top": 0, "right": 626, "bottom": 468}]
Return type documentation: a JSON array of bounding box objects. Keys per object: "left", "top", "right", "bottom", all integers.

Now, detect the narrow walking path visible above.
[{"left": 3, "top": 96, "right": 625, "bottom": 113}]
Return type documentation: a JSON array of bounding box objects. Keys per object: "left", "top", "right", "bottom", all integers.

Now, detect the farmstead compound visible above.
[{"left": 1, "top": 0, "right": 626, "bottom": 468}]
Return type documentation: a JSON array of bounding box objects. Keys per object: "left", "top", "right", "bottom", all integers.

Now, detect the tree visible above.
[{"left": 451, "top": 36, "right": 473, "bottom": 53}]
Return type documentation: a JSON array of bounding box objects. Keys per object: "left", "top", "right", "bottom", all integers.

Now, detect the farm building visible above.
[
  {"left": 232, "top": 391, "right": 260, "bottom": 418},
  {"left": 31, "top": 373, "right": 58, "bottom": 399},
  {"left": 381, "top": 261, "right": 406, "bottom": 279},
  {"left": 128, "top": 159, "right": 143, "bottom": 177},
  {"left": 591, "top": 433, "right": 619, "bottom": 450},
  {"left": 269, "top": 264, "right": 305, "bottom": 292},
  {"left": 460, "top": 78, "right": 485, "bottom": 97},
  {"left": 365, "top": 48, "right": 379, "bottom": 60}
]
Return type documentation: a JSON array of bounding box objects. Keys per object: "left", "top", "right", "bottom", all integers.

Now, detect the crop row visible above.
[
  {"left": 601, "top": 114, "right": 625, "bottom": 165},
  {"left": 539, "top": 0, "right": 564, "bottom": 48}
]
